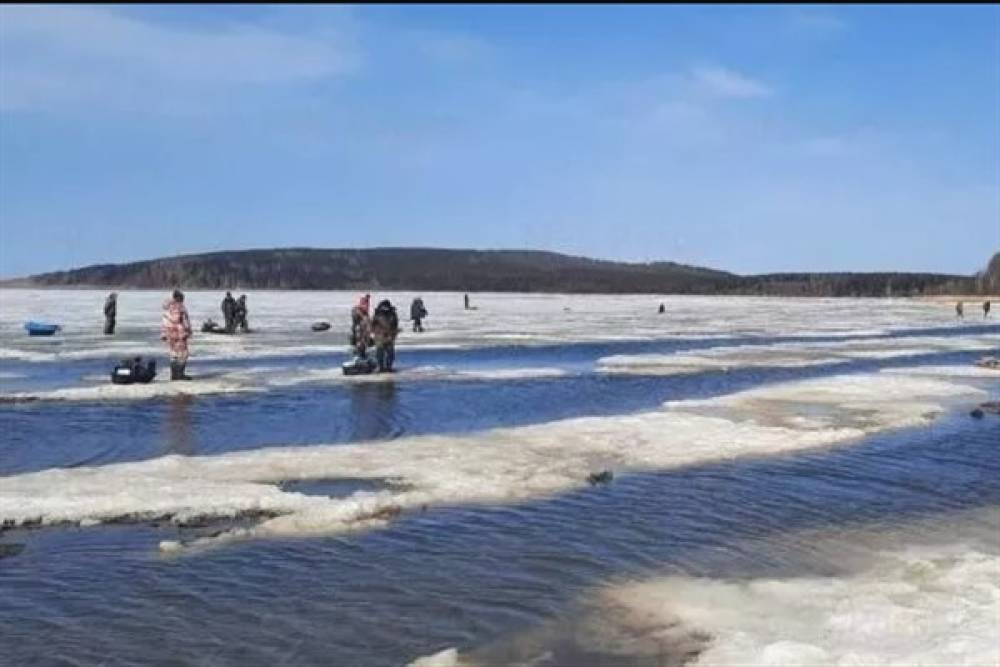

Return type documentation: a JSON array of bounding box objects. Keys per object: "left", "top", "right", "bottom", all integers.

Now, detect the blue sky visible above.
[{"left": 1, "top": 4, "right": 997, "bottom": 277}]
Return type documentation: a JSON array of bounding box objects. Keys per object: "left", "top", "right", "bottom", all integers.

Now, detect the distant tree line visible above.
[{"left": 6, "top": 248, "right": 998, "bottom": 297}]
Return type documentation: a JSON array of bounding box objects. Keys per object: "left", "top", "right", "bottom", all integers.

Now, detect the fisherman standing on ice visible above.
[
  {"left": 410, "top": 297, "right": 428, "bottom": 332},
  {"left": 161, "top": 290, "right": 193, "bottom": 381},
  {"left": 371, "top": 299, "right": 400, "bottom": 372},
  {"left": 956, "top": 301, "right": 964, "bottom": 319},
  {"left": 221, "top": 291, "right": 237, "bottom": 333},
  {"left": 350, "top": 295, "right": 373, "bottom": 359},
  {"left": 103, "top": 292, "right": 117, "bottom": 335},
  {"left": 985, "top": 300, "right": 991, "bottom": 318},
  {"left": 235, "top": 295, "right": 249, "bottom": 332}
]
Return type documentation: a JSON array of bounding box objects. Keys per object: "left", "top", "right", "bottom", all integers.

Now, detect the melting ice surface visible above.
[
  {"left": 1, "top": 290, "right": 998, "bottom": 666},
  {"left": 440, "top": 509, "right": 1000, "bottom": 667}
]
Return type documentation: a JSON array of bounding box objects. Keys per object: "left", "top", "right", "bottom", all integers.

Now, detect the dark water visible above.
[
  {"left": 1, "top": 414, "right": 997, "bottom": 666},
  {"left": 1, "top": 332, "right": 998, "bottom": 666},
  {"left": 1, "top": 329, "right": 996, "bottom": 476}
]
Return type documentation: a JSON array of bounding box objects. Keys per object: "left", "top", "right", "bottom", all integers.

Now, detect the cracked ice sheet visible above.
[
  {"left": 598, "top": 334, "right": 1000, "bottom": 376},
  {"left": 2, "top": 289, "right": 988, "bottom": 364},
  {"left": 0, "top": 373, "right": 984, "bottom": 553}
]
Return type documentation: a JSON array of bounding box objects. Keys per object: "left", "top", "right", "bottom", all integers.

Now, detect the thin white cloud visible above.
[
  {"left": 691, "top": 65, "right": 773, "bottom": 99},
  {"left": 411, "top": 30, "right": 493, "bottom": 65},
  {"left": 787, "top": 9, "right": 848, "bottom": 35},
  {"left": 0, "top": 5, "right": 358, "bottom": 113}
]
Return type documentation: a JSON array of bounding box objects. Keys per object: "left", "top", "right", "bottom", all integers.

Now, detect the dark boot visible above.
[
  {"left": 177, "top": 363, "right": 192, "bottom": 381},
  {"left": 170, "top": 361, "right": 180, "bottom": 381}
]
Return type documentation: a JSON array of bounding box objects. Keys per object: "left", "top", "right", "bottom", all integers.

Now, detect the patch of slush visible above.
[
  {"left": 596, "top": 516, "right": 1000, "bottom": 667},
  {"left": 0, "top": 363, "right": 569, "bottom": 402},
  {"left": 0, "top": 372, "right": 983, "bottom": 552},
  {"left": 598, "top": 334, "right": 999, "bottom": 376},
  {"left": 666, "top": 373, "right": 977, "bottom": 432},
  {"left": 0, "top": 376, "right": 265, "bottom": 403},
  {"left": 453, "top": 367, "right": 567, "bottom": 380},
  {"left": 433, "top": 511, "right": 1000, "bottom": 667},
  {"left": 407, "top": 648, "right": 463, "bottom": 667},
  {"left": 881, "top": 365, "right": 1000, "bottom": 380}
]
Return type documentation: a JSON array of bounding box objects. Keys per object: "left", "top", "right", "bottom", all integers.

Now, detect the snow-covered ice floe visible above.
[
  {"left": 0, "top": 364, "right": 570, "bottom": 403},
  {"left": 880, "top": 364, "right": 1000, "bottom": 380},
  {"left": 0, "top": 372, "right": 984, "bottom": 552},
  {"left": 596, "top": 510, "right": 1000, "bottom": 667},
  {"left": 602, "top": 546, "right": 1000, "bottom": 667},
  {"left": 598, "top": 334, "right": 999, "bottom": 376},
  {"left": 426, "top": 511, "right": 1000, "bottom": 667}
]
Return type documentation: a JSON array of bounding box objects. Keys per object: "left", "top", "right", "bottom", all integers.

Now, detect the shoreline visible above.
[{"left": 1, "top": 285, "right": 998, "bottom": 300}]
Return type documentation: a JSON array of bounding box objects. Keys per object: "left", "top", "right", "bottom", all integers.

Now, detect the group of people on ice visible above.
[
  {"left": 349, "top": 294, "right": 427, "bottom": 373},
  {"left": 349, "top": 294, "right": 392, "bottom": 372},
  {"left": 102, "top": 290, "right": 432, "bottom": 381},
  {"left": 219, "top": 292, "right": 250, "bottom": 333},
  {"left": 956, "top": 300, "right": 991, "bottom": 319}
]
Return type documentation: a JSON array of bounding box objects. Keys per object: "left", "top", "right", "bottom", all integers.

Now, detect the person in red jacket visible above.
[{"left": 161, "top": 290, "right": 193, "bottom": 380}]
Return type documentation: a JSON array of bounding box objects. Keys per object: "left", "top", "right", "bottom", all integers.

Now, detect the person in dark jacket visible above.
[
  {"left": 371, "top": 299, "right": 400, "bottom": 372},
  {"left": 410, "top": 297, "right": 428, "bottom": 332},
  {"left": 235, "top": 295, "right": 249, "bottom": 332},
  {"left": 221, "top": 292, "right": 237, "bottom": 333},
  {"left": 956, "top": 301, "right": 964, "bottom": 319},
  {"left": 103, "top": 292, "right": 117, "bottom": 335},
  {"left": 985, "top": 300, "right": 991, "bottom": 318}
]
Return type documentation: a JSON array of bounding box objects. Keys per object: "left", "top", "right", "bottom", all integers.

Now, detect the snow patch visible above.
[
  {"left": 407, "top": 648, "right": 463, "bottom": 667},
  {"left": 599, "top": 334, "right": 999, "bottom": 376},
  {"left": 604, "top": 543, "right": 1000, "bottom": 667}
]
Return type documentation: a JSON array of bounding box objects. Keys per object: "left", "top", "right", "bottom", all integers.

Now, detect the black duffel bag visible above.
[{"left": 111, "top": 357, "right": 157, "bottom": 385}]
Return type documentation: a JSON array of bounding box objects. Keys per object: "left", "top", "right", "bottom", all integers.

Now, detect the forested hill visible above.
[
  {"left": 6, "top": 249, "right": 737, "bottom": 294},
  {"left": 4, "top": 247, "right": 995, "bottom": 297}
]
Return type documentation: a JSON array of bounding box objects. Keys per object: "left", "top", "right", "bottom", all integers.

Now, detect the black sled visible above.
[{"left": 342, "top": 357, "right": 377, "bottom": 376}]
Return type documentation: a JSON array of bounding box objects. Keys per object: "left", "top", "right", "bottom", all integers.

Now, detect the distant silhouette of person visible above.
[
  {"left": 985, "top": 300, "right": 991, "bottom": 318},
  {"left": 221, "top": 291, "right": 237, "bottom": 333},
  {"left": 464, "top": 293, "right": 470, "bottom": 310},
  {"left": 103, "top": 292, "right": 117, "bottom": 335},
  {"left": 410, "top": 297, "right": 428, "bottom": 332},
  {"left": 956, "top": 301, "right": 964, "bottom": 319},
  {"left": 235, "top": 295, "right": 249, "bottom": 332},
  {"left": 658, "top": 303, "right": 665, "bottom": 314}
]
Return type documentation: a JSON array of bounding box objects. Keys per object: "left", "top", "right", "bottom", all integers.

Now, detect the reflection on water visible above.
[
  {"left": 2, "top": 346, "right": 993, "bottom": 477},
  {"left": 163, "top": 395, "right": 196, "bottom": 456},
  {"left": 348, "top": 380, "right": 401, "bottom": 441}
]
